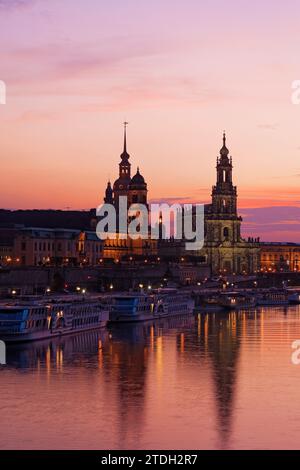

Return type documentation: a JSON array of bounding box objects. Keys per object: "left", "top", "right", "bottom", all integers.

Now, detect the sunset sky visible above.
[{"left": 0, "top": 0, "right": 300, "bottom": 240}]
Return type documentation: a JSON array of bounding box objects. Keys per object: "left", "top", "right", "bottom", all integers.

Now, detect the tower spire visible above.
[
  {"left": 123, "top": 121, "right": 128, "bottom": 154},
  {"left": 220, "top": 130, "right": 229, "bottom": 157}
]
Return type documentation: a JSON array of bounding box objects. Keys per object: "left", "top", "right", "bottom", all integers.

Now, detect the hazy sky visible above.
[{"left": 0, "top": 0, "right": 300, "bottom": 240}]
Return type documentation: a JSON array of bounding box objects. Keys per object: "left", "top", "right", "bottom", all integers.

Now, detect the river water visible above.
[{"left": 1, "top": 306, "right": 300, "bottom": 450}]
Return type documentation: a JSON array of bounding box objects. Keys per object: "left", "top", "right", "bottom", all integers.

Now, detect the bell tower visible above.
[
  {"left": 212, "top": 132, "right": 237, "bottom": 216},
  {"left": 205, "top": 133, "right": 242, "bottom": 246}
]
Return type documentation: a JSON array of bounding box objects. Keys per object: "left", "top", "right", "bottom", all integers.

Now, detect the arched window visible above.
[{"left": 223, "top": 227, "right": 229, "bottom": 239}]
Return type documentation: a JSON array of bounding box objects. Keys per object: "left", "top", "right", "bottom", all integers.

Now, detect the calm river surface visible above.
[{"left": 1, "top": 306, "right": 300, "bottom": 450}]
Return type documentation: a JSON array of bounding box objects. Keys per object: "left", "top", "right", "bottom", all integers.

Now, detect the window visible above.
[{"left": 223, "top": 227, "right": 229, "bottom": 238}]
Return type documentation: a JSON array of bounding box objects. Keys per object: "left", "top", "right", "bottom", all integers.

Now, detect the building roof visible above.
[
  {"left": 129, "top": 167, "right": 147, "bottom": 190},
  {"left": 0, "top": 209, "right": 95, "bottom": 230},
  {"left": 260, "top": 242, "right": 300, "bottom": 247}
]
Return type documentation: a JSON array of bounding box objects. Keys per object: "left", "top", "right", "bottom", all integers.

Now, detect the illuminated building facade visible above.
[
  {"left": 0, "top": 227, "right": 103, "bottom": 267},
  {"left": 260, "top": 243, "right": 300, "bottom": 272}
]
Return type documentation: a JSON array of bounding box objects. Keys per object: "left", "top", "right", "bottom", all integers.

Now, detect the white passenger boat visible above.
[
  {"left": 109, "top": 288, "right": 195, "bottom": 323},
  {"left": 0, "top": 295, "right": 109, "bottom": 343},
  {"left": 218, "top": 291, "right": 256, "bottom": 310},
  {"left": 256, "top": 289, "right": 289, "bottom": 306}
]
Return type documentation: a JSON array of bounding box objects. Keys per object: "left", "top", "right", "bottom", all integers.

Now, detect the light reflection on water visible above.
[{"left": 1, "top": 306, "right": 300, "bottom": 449}]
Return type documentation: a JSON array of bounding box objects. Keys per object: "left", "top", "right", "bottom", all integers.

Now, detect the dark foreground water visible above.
[{"left": 1, "top": 306, "right": 300, "bottom": 450}]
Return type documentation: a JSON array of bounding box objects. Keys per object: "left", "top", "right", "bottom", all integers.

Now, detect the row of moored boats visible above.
[
  {"left": 201, "top": 289, "right": 300, "bottom": 311},
  {"left": 1, "top": 287, "right": 299, "bottom": 343},
  {"left": 0, "top": 288, "right": 194, "bottom": 343}
]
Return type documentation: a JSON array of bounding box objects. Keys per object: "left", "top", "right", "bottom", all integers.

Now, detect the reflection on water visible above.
[{"left": 1, "top": 307, "right": 300, "bottom": 449}]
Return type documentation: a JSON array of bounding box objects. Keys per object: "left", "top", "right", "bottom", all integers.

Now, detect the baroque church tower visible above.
[
  {"left": 202, "top": 133, "right": 259, "bottom": 274},
  {"left": 207, "top": 132, "right": 242, "bottom": 245}
]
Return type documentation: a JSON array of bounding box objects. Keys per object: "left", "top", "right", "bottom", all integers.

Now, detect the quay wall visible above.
[{"left": 0, "top": 264, "right": 210, "bottom": 294}]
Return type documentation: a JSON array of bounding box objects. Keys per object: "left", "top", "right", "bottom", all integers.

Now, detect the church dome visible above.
[{"left": 129, "top": 167, "right": 147, "bottom": 190}]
